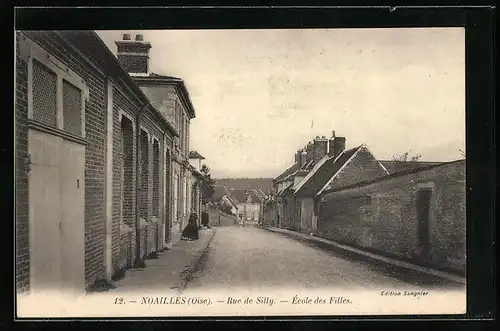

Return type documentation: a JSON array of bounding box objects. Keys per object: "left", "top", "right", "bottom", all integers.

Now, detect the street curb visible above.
[
  {"left": 265, "top": 227, "right": 466, "bottom": 285},
  {"left": 176, "top": 228, "right": 217, "bottom": 291}
]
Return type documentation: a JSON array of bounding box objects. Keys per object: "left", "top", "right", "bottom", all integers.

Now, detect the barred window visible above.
[
  {"left": 32, "top": 59, "right": 57, "bottom": 127},
  {"left": 62, "top": 80, "right": 83, "bottom": 136}
]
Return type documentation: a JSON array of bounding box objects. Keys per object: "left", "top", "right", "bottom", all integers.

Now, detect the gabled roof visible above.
[
  {"left": 254, "top": 189, "right": 266, "bottom": 199},
  {"left": 378, "top": 160, "right": 443, "bottom": 174},
  {"left": 227, "top": 195, "right": 240, "bottom": 206},
  {"left": 295, "top": 145, "right": 362, "bottom": 197},
  {"left": 292, "top": 154, "right": 330, "bottom": 193},
  {"left": 274, "top": 162, "right": 301, "bottom": 182},
  {"left": 229, "top": 189, "right": 263, "bottom": 203},
  {"left": 316, "top": 144, "right": 391, "bottom": 196},
  {"left": 300, "top": 159, "right": 316, "bottom": 172},
  {"left": 212, "top": 185, "right": 230, "bottom": 202},
  {"left": 221, "top": 195, "right": 239, "bottom": 209},
  {"left": 189, "top": 151, "right": 206, "bottom": 160},
  {"left": 277, "top": 182, "right": 294, "bottom": 197}
]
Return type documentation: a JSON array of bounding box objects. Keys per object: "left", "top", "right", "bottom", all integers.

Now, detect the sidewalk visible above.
[
  {"left": 106, "top": 228, "right": 216, "bottom": 294},
  {"left": 265, "top": 226, "right": 466, "bottom": 286}
]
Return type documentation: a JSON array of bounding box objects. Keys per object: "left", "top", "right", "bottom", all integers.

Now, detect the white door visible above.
[
  {"left": 28, "top": 129, "right": 86, "bottom": 294},
  {"left": 59, "top": 140, "right": 85, "bottom": 293},
  {"left": 29, "top": 130, "right": 63, "bottom": 293}
]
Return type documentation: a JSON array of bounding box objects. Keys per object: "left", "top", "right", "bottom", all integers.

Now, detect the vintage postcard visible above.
[{"left": 15, "top": 27, "right": 466, "bottom": 318}]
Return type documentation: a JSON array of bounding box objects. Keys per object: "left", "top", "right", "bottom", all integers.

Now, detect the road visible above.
[{"left": 185, "top": 226, "right": 463, "bottom": 291}]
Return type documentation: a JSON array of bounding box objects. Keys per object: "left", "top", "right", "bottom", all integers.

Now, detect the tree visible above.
[
  {"left": 459, "top": 148, "right": 466, "bottom": 158},
  {"left": 391, "top": 150, "right": 422, "bottom": 163},
  {"left": 199, "top": 164, "right": 216, "bottom": 205}
]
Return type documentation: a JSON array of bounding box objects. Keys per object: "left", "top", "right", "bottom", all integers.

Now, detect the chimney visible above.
[
  {"left": 328, "top": 131, "right": 336, "bottom": 157},
  {"left": 300, "top": 150, "right": 307, "bottom": 167},
  {"left": 313, "top": 136, "right": 328, "bottom": 164},
  {"left": 294, "top": 149, "right": 302, "bottom": 164},
  {"left": 330, "top": 134, "right": 346, "bottom": 159},
  {"left": 115, "top": 33, "right": 152, "bottom": 75},
  {"left": 305, "top": 141, "right": 314, "bottom": 163}
]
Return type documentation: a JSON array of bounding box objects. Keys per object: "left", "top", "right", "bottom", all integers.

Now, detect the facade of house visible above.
[
  {"left": 317, "top": 160, "right": 465, "bottom": 274},
  {"left": 270, "top": 132, "right": 389, "bottom": 233},
  {"left": 15, "top": 31, "right": 200, "bottom": 295},
  {"left": 229, "top": 189, "right": 263, "bottom": 222},
  {"left": 116, "top": 33, "right": 198, "bottom": 245},
  {"left": 210, "top": 185, "right": 239, "bottom": 215}
]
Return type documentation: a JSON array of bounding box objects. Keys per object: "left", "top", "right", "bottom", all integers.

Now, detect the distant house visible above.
[
  {"left": 273, "top": 135, "right": 330, "bottom": 229},
  {"left": 220, "top": 195, "right": 239, "bottom": 215},
  {"left": 215, "top": 178, "right": 274, "bottom": 192},
  {"left": 229, "top": 189, "right": 263, "bottom": 221},
  {"left": 212, "top": 185, "right": 231, "bottom": 202},
  {"left": 210, "top": 185, "right": 238, "bottom": 215}
]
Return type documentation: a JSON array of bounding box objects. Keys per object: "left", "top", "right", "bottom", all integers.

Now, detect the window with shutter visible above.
[
  {"left": 32, "top": 59, "right": 57, "bottom": 128},
  {"left": 62, "top": 80, "right": 82, "bottom": 136},
  {"left": 22, "top": 36, "right": 89, "bottom": 142}
]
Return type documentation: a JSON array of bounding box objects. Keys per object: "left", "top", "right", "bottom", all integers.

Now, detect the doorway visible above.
[
  {"left": 29, "top": 129, "right": 85, "bottom": 294},
  {"left": 416, "top": 187, "right": 433, "bottom": 262}
]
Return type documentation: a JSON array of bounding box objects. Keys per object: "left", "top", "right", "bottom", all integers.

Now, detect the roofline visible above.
[
  {"left": 274, "top": 163, "right": 298, "bottom": 181},
  {"left": 320, "top": 159, "right": 464, "bottom": 196},
  {"left": 79, "top": 31, "right": 180, "bottom": 138},
  {"left": 361, "top": 144, "right": 390, "bottom": 175},
  {"left": 189, "top": 151, "right": 206, "bottom": 160},
  {"left": 221, "top": 194, "right": 239, "bottom": 209},
  {"left": 292, "top": 154, "right": 330, "bottom": 194},
  {"left": 132, "top": 76, "right": 196, "bottom": 119},
  {"left": 316, "top": 145, "right": 364, "bottom": 196},
  {"left": 378, "top": 160, "right": 445, "bottom": 164}
]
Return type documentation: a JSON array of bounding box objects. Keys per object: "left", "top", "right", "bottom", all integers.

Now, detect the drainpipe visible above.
[{"left": 134, "top": 103, "right": 148, "bottom": 269}]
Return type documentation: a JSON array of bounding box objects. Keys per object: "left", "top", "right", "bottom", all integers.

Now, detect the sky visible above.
[{"left": 97, "top": 28, "right": 465, "bottom": 178}]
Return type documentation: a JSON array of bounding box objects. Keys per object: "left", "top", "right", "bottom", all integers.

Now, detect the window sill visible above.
[{"left": 27, "top": 119, "right": 87, "bottom": 145}]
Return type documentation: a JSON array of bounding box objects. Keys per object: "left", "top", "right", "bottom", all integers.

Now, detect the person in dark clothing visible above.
[
  {"left": 201, "top": 211, "right": 210, "bottom": 228},
  {"left": 181, "top": 213, "right": 199, "bottom": 241}
]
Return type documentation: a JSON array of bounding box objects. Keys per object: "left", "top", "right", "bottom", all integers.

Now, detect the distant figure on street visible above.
[
  {"left": 201, "top": 210, "right": 210, "bottom": 228},
  {"left": 181, "top": 213, "right": 199, "bottom": 241}
]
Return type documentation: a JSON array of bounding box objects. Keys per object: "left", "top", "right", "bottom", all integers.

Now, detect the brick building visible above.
[
  {"left": 293, "top": 135, "right": 389, "bottom": 234},
  {"left": 115, "top": 33, "right": 199, "bottom": 245},
  {"left": 317, "top": 160, "right": 466, "bottom": 275},
  {"left": 15, "top": 31, "right": 200, "bottom": 295}
]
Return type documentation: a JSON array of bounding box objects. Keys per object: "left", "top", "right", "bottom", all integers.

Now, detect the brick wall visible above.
[
  {"left": 15, "top": 32, "right": 30, "bottom": 292},
  {"left": 16, "top": 32, "right": 177, "bottom": 291},
  {"left": 20, "top": 31, "right": 109, "bottom": 288},
  {"left": 318, "top": 160, "right": 466, "bottom": 274},
  {"left": 117, "top": 54, "right": 148, "bottom": 74},
  {"left": 112, "top": 86, "right": 139, "bottom": 276}
]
